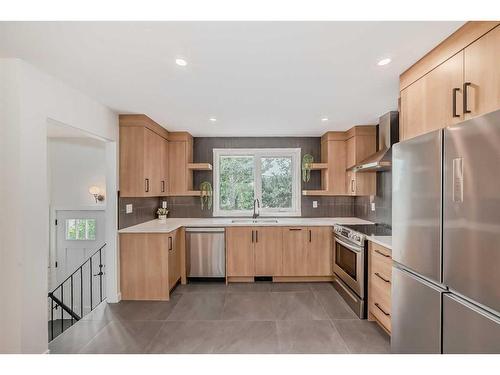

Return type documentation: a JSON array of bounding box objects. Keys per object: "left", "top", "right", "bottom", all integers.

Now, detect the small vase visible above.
[{"left": 158, "top": 215, "right": 167, "bottom": 223}]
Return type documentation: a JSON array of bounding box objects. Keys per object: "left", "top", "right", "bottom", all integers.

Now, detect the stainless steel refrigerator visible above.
[{"left": 392, "top": 109, "right": 500, "bottom": 354}]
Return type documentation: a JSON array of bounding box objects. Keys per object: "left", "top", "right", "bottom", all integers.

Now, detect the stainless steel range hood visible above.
[{"left": 350, "top": 111, "right": 399, "bottom": 173}]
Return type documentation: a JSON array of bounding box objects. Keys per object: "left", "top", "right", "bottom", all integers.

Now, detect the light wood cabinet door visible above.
[
  {"left": 120, "top": 233, "right": 169, "bottom": 300},
  {"left": 226, "top": 227, "right": 255, "bottom": 277},
  {"left": 307, "top": 227, "right": 332, "bottom": 276},
  {"left": 168, "top": 141, "right": 188, "bottom": 195},
  {"left": 168, "top": 230, "right": 181, "bottom": 289},
  {"left": 119, "top": 126, "right": 146, "bottom": 197},
  {"left": 321, "top": 140, "right": 347, "bottom": 194},
  {"left": 346, "top": 137, "right": 356, "bottom": 169},
  {"left": 345, "top": 171, "right": 376, "bottom": 196},
  {"left": 160, "top": 138, "right": 169, "bottom": 196},
  {"left": 144, "top": 128, "right": 162, "bottom": 197},
  {"left": 282, "top": 227, "right": 309, "bottom": 276},
  {"left": 464, "top": 25, "right": 500, "bottom": 119},
  {"left": 254, "top": 227, "right": 283, "bottom": 276},
  {"left": 400, "top": 51, "right": 464, "bottom": 141}
]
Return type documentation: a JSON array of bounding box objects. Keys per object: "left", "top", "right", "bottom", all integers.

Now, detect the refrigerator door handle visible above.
[{"left": 452, "top": 158, "right": 464, "bottom": 203}]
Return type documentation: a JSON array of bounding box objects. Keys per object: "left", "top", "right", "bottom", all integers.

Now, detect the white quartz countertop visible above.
[
  {"left": 366, "top": 236, "right": 392, "bottom": 250},
  {"left": 118, "top": 217, "right": 374, "bottom": 234}
]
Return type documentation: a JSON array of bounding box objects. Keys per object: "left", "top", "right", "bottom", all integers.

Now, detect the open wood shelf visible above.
[
  {"left": 187, "top": 163, "right": 213, "bottom": 171},
  {"left": 302, "top": 190, "right": 334, "bottom": 196},
  {"left": 308, "top": 163, "right": 328, "bottom": 170}
]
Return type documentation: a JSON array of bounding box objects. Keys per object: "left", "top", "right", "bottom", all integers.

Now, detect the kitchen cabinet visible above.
[
  {"left": 344, "top": 126, "right": 377, "bottom": 196},
  {"left": 464, "top": 25, "right": 500, "bottom": 120},
  {"left": 120, "top": 229, "right": 182, "bottom": 301},
  {"left": 320, "top": 133, "right": 347, "bottom": 195},
  {"left": 254, "top": 227, "right": 283, "bottom": 276},
  {"left": 282, "top": 227, "right": 309, "bottom": 276},
  {"left": 400, "top": 52, "right": 464, "bottom": 141},
  {"left": 400, "top": 22, "right": 500, "bottom": 141},
  {"left": 160, "top": 138, "right": 169, "bottom": 196},
  {"left": 226, "top": 227, "right": 255, "bottom": 277},
  {"left": 119, "top": 114, "right": 169, "bottom": 197},
  {"left": 306, "top": 227, "right": 332, "bottom": 276},
  {"left": 368, "top": 241, "right": 392, "bottom": 334},
  {"left": 167, "top": 133, "right": 197, "bottom": 196},
  {"left": 226, "top": 226, "right": 283, "bottom": 277},
  {"left": 282, "top": 226, "right": 332, "bottom": 277}
]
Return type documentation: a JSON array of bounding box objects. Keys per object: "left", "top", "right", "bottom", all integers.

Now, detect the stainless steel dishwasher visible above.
[{"left": 185, "top": 228, "right": 225, "bottom": 278}]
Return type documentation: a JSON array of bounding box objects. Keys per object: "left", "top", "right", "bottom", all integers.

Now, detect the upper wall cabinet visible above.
[
  {"left": 167, "top": 133, "right": 195, "bottom": 196},
  {"left": 400, "top": 22, "right": 500, "bottom": 141},
  {"left": 119, "top": 115, "right": 169, "bottom": 197},
  {"left": 464, "top": 25, "right": 500, "bottom": 119},
  {"left": 303, "top": 126, "right": 377, "bottom": 197}
]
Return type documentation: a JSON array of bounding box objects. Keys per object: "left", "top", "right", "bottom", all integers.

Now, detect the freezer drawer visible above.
[
  {"left": 392, "top": 130, "right": 442, "bottom": 283},
  {"left": 443, "top": 110, "right": 500, "bottom": 313},
  {"left": 443, "top": 294, "right": 500, "bottom": 354},
  {"left": 186, "top": 228, "right": 225, "bottom": 277},
  {"left": 391, "top": 265, "right": 445, "bottom": 354}
]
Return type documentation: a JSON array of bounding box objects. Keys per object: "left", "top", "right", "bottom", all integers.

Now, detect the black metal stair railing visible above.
[{"left": 48, "top": 243, "right": 106, "bottom": 341}]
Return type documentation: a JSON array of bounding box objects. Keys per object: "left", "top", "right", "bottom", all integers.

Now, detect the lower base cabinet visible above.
[
  {"left": 120, "top": 229, "right": 181, "bottom": 300},
  {"left": 226, "top": 226, "right": 332, "bottom": 279},
  {"left": 368, "top": 241, "right": 392, "bottom": 334}
]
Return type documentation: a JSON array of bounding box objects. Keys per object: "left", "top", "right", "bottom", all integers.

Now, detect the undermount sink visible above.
[{"left": 231, "top": 218, "right": 279, "bottom": 224}]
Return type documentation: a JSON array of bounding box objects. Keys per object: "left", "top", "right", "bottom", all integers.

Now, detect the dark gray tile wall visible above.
[
  {"left": 166, "top": 137, "right": 354, "bottom": 218},
  {"left": 118, "top": 196, "right": 161, "bottom": 230},
  {"left": 354, "top": 171, "right": 392, "bottom": 226}
]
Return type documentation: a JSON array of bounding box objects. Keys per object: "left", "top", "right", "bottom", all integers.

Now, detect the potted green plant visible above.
[
  {"left": 157, "top": 207, "right": 169, "bottom": 223},
  {"left": 200, "top": 181, "right": 213, "bottom": 210},
  {"left": 302, "top": 154, "right": 314, "bottom": 182}
]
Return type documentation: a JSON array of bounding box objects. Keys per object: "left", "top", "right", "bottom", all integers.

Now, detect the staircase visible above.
[{"left": 48, "top": 243, "right": 106, "bottom": 341}]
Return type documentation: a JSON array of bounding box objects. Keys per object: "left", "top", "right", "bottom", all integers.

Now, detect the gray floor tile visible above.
[
  {"left": 213, "top": 321, "right": 279, "bottom": 354},
  {"left": 277, "top": 320, "right": 349, "bottom": 354},
  {"left": 222, "top": 293, "right": 276, "bottom": 320},
  {"left": 146, "top": 321, "right": 225, "bottom": 354},
  {"left": 314, "top": 289, "right": 358, "bottom": 319},
  {"left": 85, "top": 296, "right": 181, "bottom": 322},
  {"left": 227, "top": 282, "right": 272, "bottom": 293},
  {"left": 167, "top": 293, "right": 226, "bottom": 320},
  {"left": 272, "top": 291, "right": 329, "bottom": 320},
  {"left": 49, "top": 320, "right": 110, "bottom": 354},
  {"left": 79, "top": 320, "right": 164, "bottom": 354},
  {"left": 308, "top": 282, "right": 335, "bottom": 292},
  {"left": 334, "top": 319, "right": 391, "bottom": 354},
  {"left": 174, "top": 281, "right": 227, "bottom": 294},
  {"left": 271, "top": 282, "right": 312, "bottom": 292}
]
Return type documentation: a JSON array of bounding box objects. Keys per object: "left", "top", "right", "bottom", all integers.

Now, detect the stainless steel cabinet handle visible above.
[
  {"left": 251, "top": 230, "right": 254, "bottom": 243},
  {"left": 374, "top": 249, "right": 390, "bottom": 258},
  {"left": 463, "top": 82, "right": 472, "bottom": 114},
  {"left": 161, "top": 180, "right": 165, "bottom": 193},
  {"left": 168, "top": 236, "right": 173, "bottom": 251},
  {"left": 351, "top": 178, "right": 355, "bottom": 193},
  {"left": 375, "top": 302, "right": 390, "bottom": 316},
  {"left": 289, "top": 228, "right": 302, "bottom": 231},
  {"left": 145, "top": 178, "right": 150, "bottom": 192},
  {"left": 309, "top": 230, "right": 312, "bottom": 242},
  {"left": 255, "top": 230, "right": 258, "bottom": 243},
  {"left": 374, "top": 272, "right": 390, "bottom": 283},
  {"left": 452, "top": 87, "right": 460, "bottom": 118}
]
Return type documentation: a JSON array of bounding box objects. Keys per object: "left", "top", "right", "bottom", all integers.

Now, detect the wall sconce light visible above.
[{"left": 89, "top": 186, "right": 105, "bottom": 203}]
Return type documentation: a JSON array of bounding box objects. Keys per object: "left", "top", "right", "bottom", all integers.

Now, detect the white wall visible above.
[
  {"left": 0, "top": 58, "right": 118, "bottom": 354},
  {"left": 48, "top": 137, "right": 107, "bottom": 208}
]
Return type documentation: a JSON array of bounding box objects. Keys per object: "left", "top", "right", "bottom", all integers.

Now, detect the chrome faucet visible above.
[{"left": 252, "top": 199, "right": 260, "bottom": 219}]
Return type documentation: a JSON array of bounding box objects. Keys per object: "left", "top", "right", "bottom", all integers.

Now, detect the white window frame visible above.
[
  {"left": 65, "top": 218, "right": 97, "bottom": 241},
  {"left": 213, "top": 148, "right": 301, "bottom": 217}
]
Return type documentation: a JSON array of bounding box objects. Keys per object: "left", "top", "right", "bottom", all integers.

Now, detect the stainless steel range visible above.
[{"left": 333, "top": 224, "right": 391, "bottom": 318}]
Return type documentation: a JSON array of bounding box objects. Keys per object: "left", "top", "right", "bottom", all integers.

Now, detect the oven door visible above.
[{"left": 334, "top": 236, "right": 364, "bottom": 297}]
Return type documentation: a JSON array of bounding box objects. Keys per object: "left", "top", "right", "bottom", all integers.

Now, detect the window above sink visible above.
[{"left": 213, "top": 148, "right": 301, "bottom": 217}]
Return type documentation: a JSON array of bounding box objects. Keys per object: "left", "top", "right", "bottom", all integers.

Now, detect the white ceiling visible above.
[{"left": 0, "top": 21, "right": 464, "bottom": 136}]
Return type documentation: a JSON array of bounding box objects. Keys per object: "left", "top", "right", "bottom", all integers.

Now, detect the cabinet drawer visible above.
[
  {"left": 370, "top": 243, "right": 392, "bottom": 273},
  {"left": 370, "top": 280, "right": 392, "bottom": 332}
]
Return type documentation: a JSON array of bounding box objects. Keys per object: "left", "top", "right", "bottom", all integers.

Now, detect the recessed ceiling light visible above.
[
  {"left": 321, "top": 117, "right": 329, "bottom": 122},
  {"left": 175, "top": 58, "right": 187, "bottom": 66},
  {"left": 209, "top": 117, "right": 217, "bottom": 123},
  {"left": 377, "top": 58, "right": 392, "bottom": 66}
]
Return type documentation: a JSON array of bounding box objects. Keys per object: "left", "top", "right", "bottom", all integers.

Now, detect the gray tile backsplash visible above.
[{"left": 118, "top": 137, "right": 392, "bottom": 228}]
